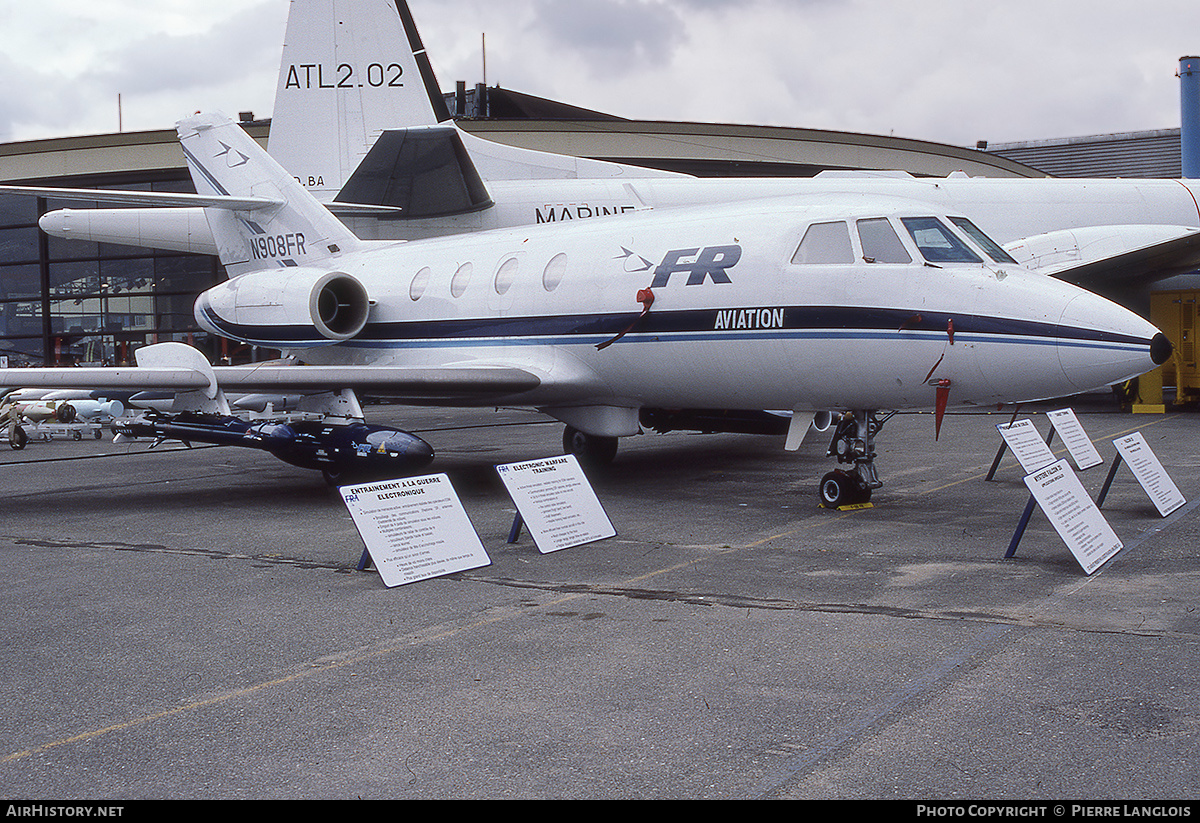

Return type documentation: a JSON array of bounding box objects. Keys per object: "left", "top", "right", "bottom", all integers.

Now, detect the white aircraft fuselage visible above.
[{"left": 194, "top": 191, "right": 1166, "bottom": 435}]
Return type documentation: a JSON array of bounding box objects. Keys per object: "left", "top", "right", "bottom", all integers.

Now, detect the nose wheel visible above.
[
  {"left": 819, "top": 469, "right": 872, "bottom": 507},
  {"left": 819, "top": 410, "right": 890, "bottom": 508}
]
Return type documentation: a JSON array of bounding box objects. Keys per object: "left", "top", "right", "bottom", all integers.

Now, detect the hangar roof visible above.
[{"left": 0, "top": 107, "right": 1040, "bottom": 185}]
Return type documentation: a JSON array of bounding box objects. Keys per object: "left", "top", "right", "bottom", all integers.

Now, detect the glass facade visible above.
[{"left": 0, "top": 172, "right": 229, "bottom": 366}]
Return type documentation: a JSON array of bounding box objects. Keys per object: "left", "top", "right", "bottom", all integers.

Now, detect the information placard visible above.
[
  {"left": 340, "top": 473, "right": 491, "bottom": 587},
  {"left": 1045, "top": 408, "right": 1103, "bottom": 471},
  {"left": 1024, "top": 459, "right": 1123, "bottom": 575},
  {"left": 1112, "top": 432, "right": 1186, "bottom": 516},
  {"left": 496, "top": 454, "right": 616, "bottom": 554},
  {"left": 996, "top": 418, "right": 1056, "bottom": 473}
]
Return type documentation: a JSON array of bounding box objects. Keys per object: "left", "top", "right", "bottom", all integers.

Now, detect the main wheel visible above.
[
  {"left": 8, "top": 423, "right": 26, "bottom": 450},
  {"left": 562, "top": 426, "right": 618, "bottom": 466},
  {"left": 818, "top": 470, "right": 870, "bottom": 508}
]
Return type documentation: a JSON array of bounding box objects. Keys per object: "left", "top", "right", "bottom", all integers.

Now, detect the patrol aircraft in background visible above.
[
  {"left": 13, "top": 0, "right": 1200, "bottom": 314},
  {"left": 0, "top": 113, "right": 1172, "bottom": 505}
]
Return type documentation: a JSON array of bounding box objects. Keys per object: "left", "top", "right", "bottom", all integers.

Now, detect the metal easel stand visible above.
[
  {"left": 507, "top": 512, "right": 524, "bottom": 544},
  {"left": 1000, "top": 425, "right": 1056, "bottom": 558},
  {"left": 1093, "top": 452, "right": 1125, "bottom": 510}
]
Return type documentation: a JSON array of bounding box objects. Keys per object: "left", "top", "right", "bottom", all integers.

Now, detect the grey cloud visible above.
[
  {"left": 91, "top": 3, "right": 281, "bottom": 96},
  {"left": 529, "top": 0, "right": 684, "bottom": 69}
]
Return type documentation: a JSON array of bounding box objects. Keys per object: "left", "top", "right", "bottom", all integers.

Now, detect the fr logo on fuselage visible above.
[{"left": 650, "top": 245, "right": 741, "bottom": 287}]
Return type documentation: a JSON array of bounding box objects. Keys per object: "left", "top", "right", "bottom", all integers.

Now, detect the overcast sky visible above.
[{"left": 3, "top": 0, "right": 1200, "bottom": 149}]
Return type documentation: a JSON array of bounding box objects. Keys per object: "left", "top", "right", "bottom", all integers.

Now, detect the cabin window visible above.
[
  {"left": 451, "top": 262, "right": 472, "bottom": 298},
  {"left": 948, "top": 217, "right": 1018, "bottom": 264},
  {"left": 857, "top": 218, "right": 912, "bottom": 264},
  {"left": 791, "top": 221, "right": 853, "bottom": 264},
  {"left": 409, "top": 266, "right": 431, "bottom": 301},
  {"left": 542, "top": 252, "right": 568, "bottom": 291},
  {"left": 494, "top": 257, "right": 519, "bottom": 294},
  {"left": 900, "top": 217, "right": 982, "bottom": 264}
]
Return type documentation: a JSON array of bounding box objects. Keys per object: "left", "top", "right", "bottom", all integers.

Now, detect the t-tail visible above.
[
  {"left": 266, "top": 0, "right": 686, "bottom": 209},
  {"left": 178, "top": 112, "right": 365, "bottom": 277},
  {"left": 267, "top": 0, "right": 451, "bottom": 203}
]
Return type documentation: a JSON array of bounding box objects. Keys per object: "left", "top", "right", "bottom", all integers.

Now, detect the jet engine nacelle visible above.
[{"left": 195, "top": 269, "right": 370, "bottom": 346}]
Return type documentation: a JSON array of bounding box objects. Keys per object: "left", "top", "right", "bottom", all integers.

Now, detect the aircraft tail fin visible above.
[
  {"left": 178, "top": 112, "right": 365, "bottom": 276},
  {"left": 268, "top": 0, "right": 451, "bottom": 203},
  {"left": 269, "top": 0, "right": 690, "bottom": 207}
]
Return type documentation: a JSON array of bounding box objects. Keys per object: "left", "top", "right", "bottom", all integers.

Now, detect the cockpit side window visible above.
[
  {"left": 857, "top": 218, "right": 912, "bottom": 264},
  {"left": 900, "top": 217, "right": 983, "bottom": 264},
  {"left": 791, "top": 221, "right": 854, "bottom": 264},
  {"left": 948, "top": 216, "right": 1018, "bottom": 264}
]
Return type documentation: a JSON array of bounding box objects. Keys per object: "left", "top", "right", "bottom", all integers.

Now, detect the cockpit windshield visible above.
[
  {"left": 900, "top": 217, "right": 982, "bottom": 264},
  {"left": 947, "top": 217, "right": 1019, "bottom": 264}
]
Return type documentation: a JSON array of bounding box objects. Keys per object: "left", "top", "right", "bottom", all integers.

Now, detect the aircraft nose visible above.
[{"left": 1057, "top": 293, "right": 1169, "bottom": 392}]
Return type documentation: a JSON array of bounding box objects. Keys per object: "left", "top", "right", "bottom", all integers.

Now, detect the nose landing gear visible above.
[{"left": 819, "top": 410, "right": 890, "bottom": 508}]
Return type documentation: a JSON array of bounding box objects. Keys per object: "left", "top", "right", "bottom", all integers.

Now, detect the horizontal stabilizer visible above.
[
  {"left": 1009, "top": 225, "right": 1200, "bottom": 287},
  {"left": 0, "top": 184, "right": 282, "bottom": 212},
  {"left": 334, "top": 126, "right": 494, "bottom": 218}
]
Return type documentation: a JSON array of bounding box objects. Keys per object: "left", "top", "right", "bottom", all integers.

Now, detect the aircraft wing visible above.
[
  {"left": 210, "top": 364, "right": 541, "bottom": 398},
  {"left": 1007, "top": 225, "right": 1200, "bottom": 287},
  {"left": 0, "top": 362, "right": 541, "bottom": 400}
]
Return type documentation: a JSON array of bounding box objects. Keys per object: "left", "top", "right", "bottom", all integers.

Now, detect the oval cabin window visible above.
[
  {"left": 542, "top": 253, "right": 568, "bottom": 291},
  {"left": 494, "top": 257, "right": 519, "bottom": 294},
  {"left": 451, "top": 262, "right": 472, "bottom": 298},
  {"left": 409, "top": 266, "right": 431, "bottom": 301}
]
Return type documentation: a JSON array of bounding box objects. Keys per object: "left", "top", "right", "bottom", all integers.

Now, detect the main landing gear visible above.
[
  {"left": 819, "top": 410, "right": 891, "bottom": 508},
  {"left": 563, "top": 425, "right": 618, "bottom": 467}
]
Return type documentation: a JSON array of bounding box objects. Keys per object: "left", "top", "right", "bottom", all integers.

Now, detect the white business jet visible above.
[{"left": 0, "top": 113, "right": 1171, "bottom": 505}]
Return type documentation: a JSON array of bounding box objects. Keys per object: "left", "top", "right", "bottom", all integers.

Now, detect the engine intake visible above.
[
  {"left": 195, "top": 269, "right": 371, "bottom": 346},
  {"left": 312, "top": 273, "right": 370, "bottom": 340}
]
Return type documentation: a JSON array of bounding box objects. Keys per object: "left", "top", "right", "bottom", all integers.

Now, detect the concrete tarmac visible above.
[{"left": 1, "top": 403, "right": 1198, "bottom": 799}]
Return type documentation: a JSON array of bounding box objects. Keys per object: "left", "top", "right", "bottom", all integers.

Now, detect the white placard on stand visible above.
[
  {"left": 340, "top": 473, "right": 491, "bottom": 587},
  {"left": 1045, "top": 408, "right": 1103, "bottom": 470},
  {"left": 1024, "top": 460, "right": 1123, "bottom": 575},
  {"left": 996, "top": 418, "right": 1057, "bottom": 473},
  {"left": 1111, "top": 432, "right": 1186, "bottom": 517},
  {"left": 496, "top": 454, "right": 616, "bottom": 554}
]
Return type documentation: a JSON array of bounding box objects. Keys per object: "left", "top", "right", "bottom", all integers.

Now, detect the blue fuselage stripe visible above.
[{"left": 198, "top": 305, "right": 1151, "bottom": 352}]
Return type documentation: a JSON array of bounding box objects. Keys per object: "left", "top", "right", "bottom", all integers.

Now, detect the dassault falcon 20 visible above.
[{"left": 0, "top": 113, "right": 1171, "bottom": 505}]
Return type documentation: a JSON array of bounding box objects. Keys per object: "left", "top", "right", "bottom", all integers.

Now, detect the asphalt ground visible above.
[{"left": 1, "top": 401, "right": 1199, "bottom": 800}]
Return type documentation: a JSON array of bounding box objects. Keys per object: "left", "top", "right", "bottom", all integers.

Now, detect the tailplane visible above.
[
  {"left": 268, "top": 0, "right": 688, "bottom": 209},
  {"left": 178, "top": 112, "right": 366, "bottom": 276},
  {"left": 267, "top": 0, "right": 451, "bottom": 203}
]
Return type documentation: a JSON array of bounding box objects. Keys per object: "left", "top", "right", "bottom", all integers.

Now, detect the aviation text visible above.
[{"left": 714, "top": 307, "right": 785, "bottom": 330}]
